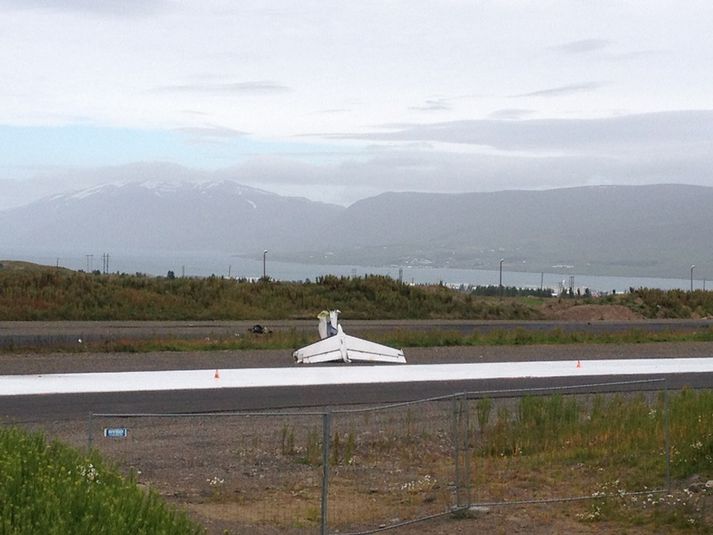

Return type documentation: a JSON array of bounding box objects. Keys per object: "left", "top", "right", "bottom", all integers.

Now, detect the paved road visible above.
[{"left": 2, "top": 319, "right": 713, "bottom": 348}]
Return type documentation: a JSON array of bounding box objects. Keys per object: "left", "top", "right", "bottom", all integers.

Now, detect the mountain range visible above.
[{"left": 1, "top": 180, "right": 712, "bottom": 279}]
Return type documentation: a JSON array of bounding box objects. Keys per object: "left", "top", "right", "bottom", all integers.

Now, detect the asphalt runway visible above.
[{"left": 3, "top": 371, "right": 712, "bottom": 423}]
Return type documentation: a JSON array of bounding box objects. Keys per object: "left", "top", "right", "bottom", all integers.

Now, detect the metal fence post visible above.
[
  {"left": 321, "top": 412, "right": 332, "bottom": 535},
  {"left": 663, "top": 384, "right": 671, "bottom": 491},
  {"left": 452, "top": 394, "right": 466, "bottom": 509},
  {"left": 463, "top": 393, "right": 472, "bottom": 507},
  {"left": 451, "top": 395, "right": 459, "bottom": 509},
  {"left": 87, "top": 412, "right": 93, "bottom": 452}
]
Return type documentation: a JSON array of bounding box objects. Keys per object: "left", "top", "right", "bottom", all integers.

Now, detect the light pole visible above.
[
  {"left": 263, "top": 250, "right": 268, "bottom": 279},
  {"left": 690, "top": 264, "right": 695, "bottom": 292},
  {"left": 499, "top": 258, "right": 504, "bottom": 296}
]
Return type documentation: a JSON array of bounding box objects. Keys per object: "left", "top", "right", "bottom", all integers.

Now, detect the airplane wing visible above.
[
  {"left": 293, "top": 334, "right": 345, "bottom": 364},
  {"left": 341, "top": 334, "right": 406, "bottom": 363},
  {"left": 293, "top": 326, "right": 406, "bottom": 364}
]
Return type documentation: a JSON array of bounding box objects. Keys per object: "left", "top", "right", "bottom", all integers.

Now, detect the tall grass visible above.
[
  {"left": 378, "top": 326, "right": 713, "bottom": 348},
  {"left": 12, "top": 325, "right": 713, "bottom": 354},
  {"left": 668, "top": 388, "right": 713, "bottom": 478},
  {"left": 0, "top": 427, "right": 203, "bottom": 534},
  {"left": 475, "top": 389, "right": 713, "bottom": 483}
]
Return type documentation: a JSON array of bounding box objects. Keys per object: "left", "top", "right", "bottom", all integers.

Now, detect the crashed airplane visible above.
[{"left": 293, "top": 310, "right": 406, "bottom": 364}]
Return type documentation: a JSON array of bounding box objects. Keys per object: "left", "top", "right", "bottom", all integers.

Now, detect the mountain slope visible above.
[
  {"left": 320, "top": 184, "right": 713, "bottom": 277},
  {"left": 0, "top": 180, "right": 343, "bottom": 254}
]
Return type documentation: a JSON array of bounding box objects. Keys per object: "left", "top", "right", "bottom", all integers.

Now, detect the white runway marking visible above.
[{"left": 1, "top": 358, "right": 713, "bottom": 396}]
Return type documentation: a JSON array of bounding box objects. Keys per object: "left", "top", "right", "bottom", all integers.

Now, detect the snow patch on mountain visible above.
[
  {"left": 68, "top": 183, "right": 120, "bottom": 201},
  {"left": 47, "top": 179, "right": 278, "bottom": 204}
]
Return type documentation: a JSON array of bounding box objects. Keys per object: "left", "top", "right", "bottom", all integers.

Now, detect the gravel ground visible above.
[{"left": 2, "top": 341, "right": 713, "bottom": 375}]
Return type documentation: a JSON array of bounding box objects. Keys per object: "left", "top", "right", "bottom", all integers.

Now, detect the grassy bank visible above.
[
  {"left": 0, "top": 265, "right": 539, "bottom": 321},
  {"left": 620, "top": 288, "right": 713, "bottom": 318},
  {"left": 3, "top": 260, "right": 713, "bottom": 321},
  {"left": 467, "top": 389, "right": 713, "bottom": 531},
  {"left": 0, "top": 427, "right": 202, "bottom": 534}
]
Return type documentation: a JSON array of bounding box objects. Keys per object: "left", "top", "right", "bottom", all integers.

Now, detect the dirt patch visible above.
[{"left": 542, "top": 304, "right": 643, "bottom": 321}]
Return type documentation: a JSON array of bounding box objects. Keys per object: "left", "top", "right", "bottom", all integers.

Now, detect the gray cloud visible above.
[
  {"left": 409, "top": 99, "right": 452, "bottom": 112},
  {"left": 152, "top": 81, "right": 291, "bottom": 96},
  {"left": 211, "top": 140, "right": 713, "bottom": 206},
  {"left": 511, "top": 82, "right": 606, "bottom": 98},
  {"left": 550, "top": 39, "right": 611, "bottom": 54},
  {"left": 310, "top": 108, "right": 350, "bottom": 115},
  {"left": 0, "top": 0, "right": 168, "bottom": 16},
  {"left": 605, "top": 49, "right": 663, "bottom": 62},
  {"left": 549, "top": 40, "right": 663, "bottom": 63},
  {"left": 323, "top": 110, "right": 713, "bottom": 156},
  {"left": 487, "top": 109, "right": 534, "bottom": 120},
  {"left": 174, "top": 126, "right": 248, "bottom": 139}
]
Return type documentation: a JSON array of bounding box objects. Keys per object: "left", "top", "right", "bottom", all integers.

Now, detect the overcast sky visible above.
[{"left": 1, "top": 0, "right": 712, "bottom": 207}]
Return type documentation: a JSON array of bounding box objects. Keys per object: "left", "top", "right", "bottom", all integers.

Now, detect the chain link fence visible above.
[
  {"left": 65, "top": 378, "right": 676, "bottom": 533},
  {"left": 1, "top": 378, "right": 678, "bottom": 532}
]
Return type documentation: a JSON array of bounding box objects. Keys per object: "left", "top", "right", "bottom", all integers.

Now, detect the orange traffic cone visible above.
[{"left": 214, "top": 369, "right": 220, "bottom": 379}]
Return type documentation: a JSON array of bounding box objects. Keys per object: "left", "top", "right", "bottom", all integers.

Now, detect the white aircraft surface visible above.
[{"left": 293, "top": 310, "right": 406, "bottom": 364}]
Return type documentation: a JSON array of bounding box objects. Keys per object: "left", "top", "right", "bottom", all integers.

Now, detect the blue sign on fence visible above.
[{"left": 103, "top": 427, "right": 128, "bottom": 438}]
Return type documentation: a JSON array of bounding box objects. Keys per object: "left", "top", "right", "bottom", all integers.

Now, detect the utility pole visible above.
[
  {"left": 100, "top": 253, "right": 110, "bottom": 274},
  {"left": 499, "top": 259, "right": 504, "bottom": 297},
  {"left": 263, "top": 250, "right": 268, "bottom": 279}
]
